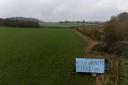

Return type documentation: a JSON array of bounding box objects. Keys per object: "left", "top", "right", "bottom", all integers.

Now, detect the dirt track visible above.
[{"left": 75, "top": 29, "right": 119, "bottom": 85}]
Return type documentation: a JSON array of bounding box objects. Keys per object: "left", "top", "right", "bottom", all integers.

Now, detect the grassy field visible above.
[{"left": 0, "top": 27, "right": 94, "bottom": 85}]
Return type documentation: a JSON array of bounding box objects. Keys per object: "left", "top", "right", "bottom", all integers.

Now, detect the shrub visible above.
[{"left": 104, "top": 12, "right": 128, "bottom": 43}]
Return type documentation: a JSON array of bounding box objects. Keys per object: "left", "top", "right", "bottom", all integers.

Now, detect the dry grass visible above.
[{"left": 118, "top": 58, "right": 128, "bottom": 85}]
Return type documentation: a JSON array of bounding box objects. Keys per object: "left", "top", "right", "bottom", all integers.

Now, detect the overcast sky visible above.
[{"left": 0, "top": 0, "right": 128, "bottom": 21}]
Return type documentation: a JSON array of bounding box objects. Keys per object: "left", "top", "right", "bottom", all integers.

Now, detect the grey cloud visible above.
[{"left": 0, "top": 0, "right": 128, "bottom": 21}]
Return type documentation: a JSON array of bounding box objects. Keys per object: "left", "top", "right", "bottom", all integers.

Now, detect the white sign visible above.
[{"left": 76, "top": 58, "right": 105, "bottom": 73}]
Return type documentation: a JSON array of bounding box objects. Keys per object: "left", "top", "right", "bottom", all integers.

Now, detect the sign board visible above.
[{"left": 76, "top": 58, "right": 105, "bottom": 73}]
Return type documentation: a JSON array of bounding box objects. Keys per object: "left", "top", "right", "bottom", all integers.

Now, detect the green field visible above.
[{"left": 0, "top": 27, "right": 94, "bottom": 85}]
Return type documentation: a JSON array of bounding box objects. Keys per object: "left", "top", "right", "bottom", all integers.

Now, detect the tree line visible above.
[{"left": 0, "top": 17, "right": 40, "bottom": 27}]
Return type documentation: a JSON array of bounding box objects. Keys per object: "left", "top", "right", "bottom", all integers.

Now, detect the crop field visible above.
[
  {"left": 40, "top": 22, "right": 83, "bottom": 27},
  {"left": 0, "top": 27, "right": 94, "bottom": 85}
]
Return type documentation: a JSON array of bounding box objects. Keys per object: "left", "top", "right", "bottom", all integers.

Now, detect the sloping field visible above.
[{"left": 0, "top": 27, "right": 94, "bottom": 85}]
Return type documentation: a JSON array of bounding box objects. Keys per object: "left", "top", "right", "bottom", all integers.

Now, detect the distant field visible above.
[
  {"left": 0, "top": 27, "right": 94, "bottom": 85},
  {"left": 40, "top": 22, "right": 103, "bottom": 29},
  {"left": 40, "top": 22, "right": 83, "bottom": 27}
]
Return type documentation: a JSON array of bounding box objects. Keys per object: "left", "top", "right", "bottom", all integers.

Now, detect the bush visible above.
[
  {"left": 104, "top": 12, "right": 128, "bottom": 43},
  {"left": 0, "top": 18, "right": 4, "bottom": 26}
]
